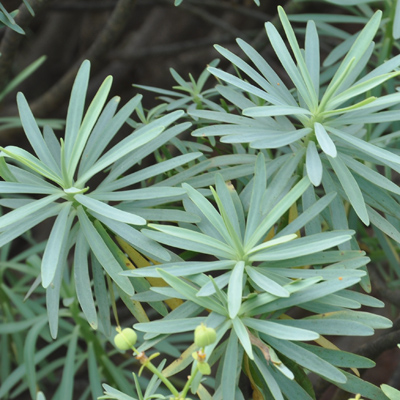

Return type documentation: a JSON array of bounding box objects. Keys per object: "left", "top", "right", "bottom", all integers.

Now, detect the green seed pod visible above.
[
  {"left": 194, "top": 324, "right": 216, "bottom": 348},
  {"left": 114, "top": 328, "right": 137, "bottom": 350}
]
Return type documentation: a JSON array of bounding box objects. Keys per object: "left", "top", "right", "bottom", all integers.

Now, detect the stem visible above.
[
  {"left": 180, "top": 364, "right": 200, "bottom": 398},
  {"left": 144, "top": 358, "right": 181, "bottom": 397},
  {"left": 128, "top": 345, "right": 180, "bottom": 397}
]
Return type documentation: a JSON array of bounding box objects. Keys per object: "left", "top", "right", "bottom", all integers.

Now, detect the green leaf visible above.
[
  {"left": 236, "top": 38, "right": 296, "bottom": 105},
  {"left": 246, "top": 266, "right": 290, "bottom": 297},
  {"left": 92, "top": 255, "right": 111, "bottom": 337},
  {"left": 335, "top": 370, "right": 389, "bottom": 399},
  {"left": 0, "top": 146, "right": 64, "bottom": 185},
  {"left": 243, "top": 317, "right": 319, "bottom": 341},
  {"left": 88, "top": 342, "right": 103, "bottom": 399},
  {"left": 74, "top": 229, "right": 98, "bottom": 329},
  {"left": 278, "top": 192, "right": 336, "bottom": 237},
  {"left": 156, "top": 269, "right": 227, "bottom": 315},
  {"left": 245, "top": 175, "right": 310, "bottom": 251},
  {"left": 144, "top": 224, "right": 236, "bottom": 259},
  {"left": 267, "top": 360, "right": 315, "bottom": 399},
  {"left": 278, "top": 6, "right": 318, "bottom": 108},
  {"left": 306, "top": 141, "right": 323, "bottom": 186},
  {"left": 0, "top": 193, "right": 62, "bottom": 230},
  {"left": 135, "top": 317, "right": 204, "bottom": 334},
  {"left": 92, "top": 212, "right": 170, "bottom": 261},
  {"left": 41, "top": 202, "right": 73, "bottom": 287},
  {"left": 78, "top": 95, "right": 141, "bottom": 176},
  {"left": 0, "top": 203, "right": 62, "bottom": 248},
  {"left": 17, "top": 92, "right": 61, "bottom": 175},
  {"left": 265, "top": 18, "right": 314, "bottom": 110},
  {"left": 250, "top": 128, "right": 312, "bottom": 149},
  {"left": 0, "top": 157, "right": 17, "bottom": 182},
  {"left": 105, "top": 152, "right": 201, "bottom": 192},
  {"left": 183, "top": 183, "right": 234, "bottom": 247},
  {"left": 248, "top": 233, "right": 297, "bottom": 255},
  {"left": 208, "top": 67, "right": 282, "bottom": 105},
  {"left": 246, "top": 277, "right": 360, "bottom": 316},
  {"left": 368, "top": 207, "right": 400, "bottom": 244},
  {"left": 328, "top": 155, "right": 369, "bottom": 225},
  {"left": 24, "top": 317, "right": 49, "bottom": 399},
  {"left": 0, "top": 182, "right": 59, "bottom": 194},
  {"left": 221, "top": 330, "right": 239, "bottom": 399},
  {"left": 341, "top": 154, "right": 400, "bottom": 195},
  {"left": 243, "top": 105, "right": 311, "bottom": 117},
  {"left": 264, "top": 335, "right": 346, "bottom": 383},
  {"left": 250, "top": 230, "right": 353, "bottom": 262},
  {"left": 393, "top": 0, "right": 400, "bottom": 39},
  {"left": 232, "top": 316, "right": 253, "bottom": 359},
  {"left": 297, "top": 343, "right": 375, "bottom": 368},
  {"left": 68, "top": 75, "right": 113, "bottom": 181},
  {"left": 330, "top": 72, "right": 400, "bottom": 110},
  {"left": 381, "top": 384, "right": 400, "bottom": 400},
  {"left": 305, "top": 20, "right": 320, "bottom": 96},
  {"left": 315, "top": 122, "right": 337, "bottom": 157},
  {"left": 253, "top": 353, "right": 284, "bottom": 400},
  {"left": 77, "top": 206, "right": 134, "bottom": 296},
  {"left": 275, "top": 318, "right": 373, "bottom": 336},
  {"left": 245, "top": 152, "right": 267, "bottom": 242},
  {"left": 308, "top": 310, "right": 392, "bottom": 330},
  {"left": 325, "top": 10, "right": 382, "bottom": 97},
  {"left": 213, "top": 44, "right": 287, "bottom": 105},
  {"left": 64, "top": 60, "right": 91, "bottom": 165},
  {"left": 58, "top": 326, "right": 80, "bottom": 400},
  {"left": 46, "top": 214, "right": 74, "bottom": 339},
  {"left": 100, "top": 384, "right": 138, "bottom": 400},
  {"left": 124, "top": 260, "right": 234, "bottom": 278},
  {"left": 78, "top": 126, "right": 164, "bottom": 186},
  {"left": 228, "top": 261, "right": 245, "bottom": 319},
  {"left": 214, "top": 173, "right": 244, "bottom": 241},
  {"left": 75, "top": 194, "right": 145, "bottom": 225}
]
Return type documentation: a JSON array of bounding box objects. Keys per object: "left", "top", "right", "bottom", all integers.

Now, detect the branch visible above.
[
  {"left": 29, "top": 0, "right": 138, "bottom": 117},
  {"left": 0, "top": 0, "right": 54, "bottom": 91},
  {"left": 50, "top": 0, "right": 270, "bottom": 22},
  {"left": 110, "top": 34, "right": 238, "bottom": 61}
]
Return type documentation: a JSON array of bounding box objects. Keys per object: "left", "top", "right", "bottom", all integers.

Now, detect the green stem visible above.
[
  {"left": 180, "top": 364, "right": 200, "bottom": 398},
  {"left": 144, "top": 358, "right": 180, "bottom": 397},
  {"left": 129, "top": 345, "right": 180, "bottom": 397}
]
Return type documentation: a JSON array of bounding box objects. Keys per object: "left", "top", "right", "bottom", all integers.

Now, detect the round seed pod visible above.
[
  {"left": 194, "top": 324, "right": 217, "bottom": 348},
  {"left": 114, "top": 328, "right": 137, "bottom": 350}
]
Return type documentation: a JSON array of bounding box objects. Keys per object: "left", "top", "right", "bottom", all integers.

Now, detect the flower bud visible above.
[
  {"left": 194, "top": 324, "right": 216, "bottom": 348},
  {"left": 114, "top": 328, "right": 137, "bottom": 350}
]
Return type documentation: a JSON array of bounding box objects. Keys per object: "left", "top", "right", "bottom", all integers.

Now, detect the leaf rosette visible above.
[
  {"left": 189, "top": 7, "right": 400, "bottom": 234},
  {"left": 0, "top": 60, "right": 200, "bottom": 337}
]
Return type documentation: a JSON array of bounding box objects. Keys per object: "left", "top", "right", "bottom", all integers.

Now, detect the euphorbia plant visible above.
[
  {"left": 126, "top": 154, "right": 391, "bottom": 399},
  {"left": 1, "top": 2, "right": 400, "bottom": 400},
  {"left": 0, "top": 60, "right": 201, "bottom": 337}
]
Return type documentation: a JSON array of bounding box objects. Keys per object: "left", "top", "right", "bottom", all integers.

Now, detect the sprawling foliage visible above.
[{"left": 1, "top": 1, "right": 400, "bottom": 400}]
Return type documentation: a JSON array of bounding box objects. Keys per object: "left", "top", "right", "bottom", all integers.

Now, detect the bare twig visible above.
[
  {"left": 49, "top": 1, "right": 118, "bottom": 11},
  {"left": 177, "top": 2, "right": 250, "bottom": 40},
  {"left": 29, "top": 0, "right": 138, "bottom": 117},
  {"left": 51, "top": 0, "right": 271, "bottom": 22},
  {"left": 110, "top": 34, "right": 241, "bottom": 61}
]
